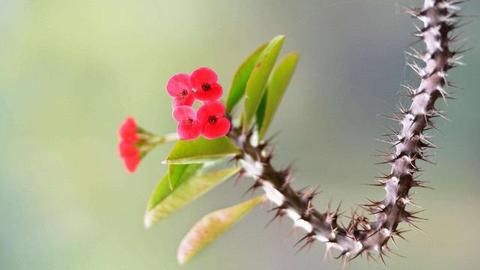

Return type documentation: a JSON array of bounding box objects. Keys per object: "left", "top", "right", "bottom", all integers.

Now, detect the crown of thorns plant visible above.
[{"left": 117, "top": 0, "right": 467, "bottom": 265}]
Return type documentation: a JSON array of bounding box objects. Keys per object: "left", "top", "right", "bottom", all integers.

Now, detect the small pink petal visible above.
[
  {"left": 166, "top": 73, "right": 192, "bottom": 97},
  {"left": 119, "top": 142, "right": 141, "bottom": 173},
  {"left": 119, "top": 142, "right": 138, "bottom": 158},
  {"left": 194, "top": 82, "right": 223, "bottom": 102},
  {"left": 172, "top": 106, "right": 196, "bottom": 122},
  {"left": 124, "top": 154, "right": 140, "bottom": 173},
  {"left": 201, "top": 117, "right": 231, "bottom": 139},
  {"left": 177, "top": 121, "right": 201, "bottom": 140},
  {"left": 197, "top": 101, "right": 226, "bottom": 124},
  {"left": 119, "top": 117, "right": 138, "bottom": 142},
  {"left": 190, "top": 67, "right": 218, "bottom": 90},
  {"left": 173, "top": 94, "right": 195, "bottom": 107}
]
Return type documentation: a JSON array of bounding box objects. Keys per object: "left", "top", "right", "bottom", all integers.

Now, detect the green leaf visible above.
[
  {"left": 243, "top": 35, "right": 285, "bottom": 129},
  {"left": 177, "top": 196, "right": 267, "bottom": 265},
  {"left": 144, "top": 166, "right": 240, "bottom": 228},
  {"left": 167, "top": 163, "right": 203, "bottom": 190},
  {"left": 226, "top": 43, "right": 267, "bottom": 113},
  {"left": 257, "top": 53, "right": 299, "bottom": 139},
  {"left": 145, "top": 164, "right": 202, "bottom": 216},
  {"left": 166, "top": 137, "right": 240, "bottom": 164},
  {"left": 256, "top": 90, "right": 268, "bottom": 131}
]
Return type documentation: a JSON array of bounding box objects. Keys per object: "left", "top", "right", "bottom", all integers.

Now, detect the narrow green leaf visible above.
[
  {"left": 226, "top": 43, "right": 267, "bottom": 113},
  {"left": 243, "top": 35, "right": 285, "bottom": 129},
  {"left": 177, "top": 196, "right": 267, "bottom": 265},
  {"left": 256, "top": 90, "right": 268, "bottom": 130},
  {"left": 166, "top": 137, "right": 240, "bottom": 164},
  {"left": 146, "top": 164, "right": 202, "bottom": 213},
  {"left": 144, "top": 166, "right": 240, "bottom": 228},
  {"left": 258, "top": 53, "right": 299, "bottom": 139},
  {"left": 167, "top": 163, "right": 203, "bottom": 190}
]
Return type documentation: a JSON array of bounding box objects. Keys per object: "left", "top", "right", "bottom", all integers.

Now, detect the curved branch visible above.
[{"left": 230, "top": 0, "right": 462, "bottom": 262}]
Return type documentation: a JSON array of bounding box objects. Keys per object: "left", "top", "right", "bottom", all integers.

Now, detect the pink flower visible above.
[
  {"left": 118, "top": 142, "right": 141, "bottom": 173},
  {"left": 190, "top": 67, "right": 223, "bottom": 102},
  {"left": 197, "top": 101, "right": 231, "bottom": 139},
  {"left": 166, "top": 73, "right": 195, "bottom": 106},
  {"left": 118, "top": 117, "right": 141, "bottom": 173},
  {"left": 173, "top": 106, "right": 201, "bottom": 140},
  {"left": 119, "top": 117, "right": 138, "bottom": 143},
  {"left": 165, "top": 67, "right": 229, "bottom": 140}
]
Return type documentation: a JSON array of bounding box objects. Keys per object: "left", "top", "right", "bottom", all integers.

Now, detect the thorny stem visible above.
[{"left": 230, "top": 0, "right": 463, "bottom": 262}]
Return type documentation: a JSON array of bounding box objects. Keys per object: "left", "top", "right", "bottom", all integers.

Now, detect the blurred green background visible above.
[{"left": 1, "top": 0, "right": 479, "bottom": 269}]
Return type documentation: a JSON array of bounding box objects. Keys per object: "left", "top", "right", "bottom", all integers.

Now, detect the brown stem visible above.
[{"left": 230, "top": 0, "right": 461, "bottom": 262}]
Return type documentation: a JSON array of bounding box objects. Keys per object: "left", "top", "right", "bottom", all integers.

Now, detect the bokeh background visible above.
[{"left": 1, "top": 0, "right": 479, "bottom": 269}]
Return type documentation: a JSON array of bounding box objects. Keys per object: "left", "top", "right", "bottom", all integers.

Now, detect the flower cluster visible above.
[
  {"left": 166, "top": 67, "right": 231, "bottom": 140},
  {"left": 118, "top": 117, "right": 141, "bottom": 173}
]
